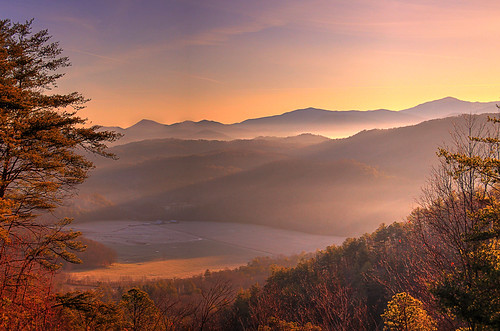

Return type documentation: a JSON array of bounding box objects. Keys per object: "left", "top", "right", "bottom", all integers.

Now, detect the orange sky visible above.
[{"left": 4, "top": 0, "right": 500, "bottom": 127}]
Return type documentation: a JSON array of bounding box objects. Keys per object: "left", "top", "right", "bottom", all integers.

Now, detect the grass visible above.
[{"left": 68, "top": 219, "right": 345, "bottom": 280}]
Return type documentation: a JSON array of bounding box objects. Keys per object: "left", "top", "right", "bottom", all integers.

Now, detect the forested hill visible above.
[{"left": 68, "top": 113, "right": 495, "bottom": 236}]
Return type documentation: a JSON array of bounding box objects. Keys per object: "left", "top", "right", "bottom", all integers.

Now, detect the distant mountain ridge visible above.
[
  {"left": 400, "top": 96, "right": 498, "bottom": 118},
  {"left": 103, "top": 97, "right": 499, "bottom": 145},
  {"left": 68, "top": 112, "right": 497, "bottom": 236}
]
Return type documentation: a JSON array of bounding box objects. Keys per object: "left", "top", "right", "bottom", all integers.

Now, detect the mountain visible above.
[
  {"left": 102, "top": 97, "right": 499, "bottom": 145},
  {"left": 232, "top": 107, "right": 420, "bottom": 138},
  {"left": 238, "top": 107, "right": 414, "bottom": 126},
  {"left": 66, "top": 113, "right": 495, "bottom": 236},
  {"left": 301, "top": 116, "right": 459, "bottom": 178},
  {"left": 103, "top": 119, "right": 239, "bottom": 145},
  {"left": 401, "top": 96, "right": 498, "bottom": 119}
]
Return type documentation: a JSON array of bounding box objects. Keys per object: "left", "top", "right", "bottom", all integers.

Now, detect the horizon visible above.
[
  {"left": 3, "top": 1, "right": 500, "bottom": 127},
  {"left": 116, "top": 96, "right": 498, "bottom": 128},
  {"left": 2, "top": 4, "right": 500, "bottom": 327}
]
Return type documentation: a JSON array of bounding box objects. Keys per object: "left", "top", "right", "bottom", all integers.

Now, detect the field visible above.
[{"left": 69, "top": 220, "right": 345, "bottom": 280}]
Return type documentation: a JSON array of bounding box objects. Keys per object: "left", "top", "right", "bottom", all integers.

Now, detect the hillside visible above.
[
  {"left": 66, "top": 114, "right": 495, "bottom": 236},
  {"left": 78, "top": 158, "right": 412, "bottom": 235},
  {"left": 302, "top": 116, "right": 462, "bottom": 178}
]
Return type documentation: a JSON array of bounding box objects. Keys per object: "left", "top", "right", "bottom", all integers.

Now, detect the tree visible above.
[
  {"left": 381, "top": 292, "right": 436, "bottom": 331},
  {"left": 121, "top": 288, "right": 159, "bottom": 331},
  {"left": 54, "top": 290, "right": 122, "bottom": 330},
  {"left": 194, "top": 276, "right": 234, "bottom": 330},
  {"left": 411, "top": 114, "right": 500, "bottom": 329},
  {"left": 258, "top": 317, "right": 321, "bottom": 331},
  {"left": 0, "top": 18, "right": 119, "bottom": 327}
]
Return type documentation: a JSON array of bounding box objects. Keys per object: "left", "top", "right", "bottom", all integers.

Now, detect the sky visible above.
[{"left": 3, "top": 0, "right": 500, "bottom": 127}]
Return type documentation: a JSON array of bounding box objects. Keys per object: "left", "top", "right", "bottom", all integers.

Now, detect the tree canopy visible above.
[
  {"left": 0, "top": 19, "right": 119, "bottom": 217},
  {"left": 0, "top": 18, "right": 119, "bottom": 328},
  {"left": 411, "top": 114, "right": 500, "bottom": 329},
  {"left": 381, "top": 292, "right": 436, "bottom": 331}
]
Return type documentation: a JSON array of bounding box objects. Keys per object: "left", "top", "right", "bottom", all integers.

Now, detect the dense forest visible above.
[
  {"left": 53, "top": 216, "right": 498, "bottom": 330},
  {"left": 0, "top": 19, "right": 499, "bottom": 330}
]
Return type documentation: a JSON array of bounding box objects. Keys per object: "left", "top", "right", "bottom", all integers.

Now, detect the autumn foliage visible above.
[
  {"left": 1, "top": 17, "right": 500, "bottom": 331},
  {"left": 0, "top": 18, "right": 118, "bottom": 329}
]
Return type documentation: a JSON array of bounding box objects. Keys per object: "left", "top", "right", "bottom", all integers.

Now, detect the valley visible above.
[
  {"left": 68, "top": 220, "right": 344, "bottom": 280},
  {"left": 3, "top": 4, "right": 500, "bottom": 327},
  {"left": 63, "top": 100, "right": 500, "bottom": 281}
]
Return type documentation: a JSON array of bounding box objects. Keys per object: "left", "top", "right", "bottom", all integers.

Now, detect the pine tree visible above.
[
  {"left": 0, "top": 18, "right": 119, "bottom": 328},
  {"left": 121, "top": 288, "right": 159, "bottom": 331}
]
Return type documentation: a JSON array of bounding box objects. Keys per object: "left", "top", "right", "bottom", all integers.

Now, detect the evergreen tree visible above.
[
  {"left": 0, "top": 18, "right": 119, "bottom": 328},
  {"left": 121, "top": 288, "right": 159, "bottom": 331}
]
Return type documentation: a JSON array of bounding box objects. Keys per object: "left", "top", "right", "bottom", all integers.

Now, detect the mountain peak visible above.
[
  {"left": 402, "top": 97, "right": 464, "bottom": 111},
  {"left": 400, "top": 97, "right": 499, "bottom": 119},
  {"left": 437, "top": 96, "right": 460, "bottom": 102},
  {"left": 129, "top": 119, "right": 163, "bottom": 129},
  {"left": 286, "top": 107, "right": 330, "bottom": 114}
]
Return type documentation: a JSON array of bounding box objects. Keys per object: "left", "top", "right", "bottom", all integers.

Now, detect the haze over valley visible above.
[
  {"left": 102, "top": 97, "right": 499, "bottom": 144},
  {"left": 5, "top": 2, "right": 500, "bottom": 327},
  {"left": 63, "top": 97, "right": 500, "bottom": 278}
]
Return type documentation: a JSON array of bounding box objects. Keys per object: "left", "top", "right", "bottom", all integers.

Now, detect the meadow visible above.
[{"left": 69, "top": 220, "right": 344, "bottom": 280}]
